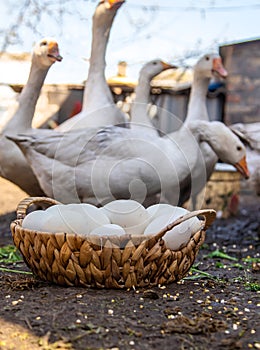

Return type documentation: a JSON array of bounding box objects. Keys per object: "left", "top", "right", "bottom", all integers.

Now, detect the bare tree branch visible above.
[{"left": 0, "top": 0, "right": 87, "bottom": 54}]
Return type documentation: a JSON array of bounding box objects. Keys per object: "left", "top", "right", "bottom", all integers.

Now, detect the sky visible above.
[{"left": 0, "top": 0, "right": 259, "bottom": 84}]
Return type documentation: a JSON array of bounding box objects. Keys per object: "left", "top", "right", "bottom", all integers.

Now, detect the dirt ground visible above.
[{"left": 0, "top": 177, "right": 259, "bottom": 350}]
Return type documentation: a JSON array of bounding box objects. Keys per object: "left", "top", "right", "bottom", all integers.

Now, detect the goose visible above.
[
  {"left": 127, "top": 53, "right": 230, "bottom": 207},
  {"left": 8, "top": 120, "right": 249, "bottom": 206},
  {"left": 173, "top": 53, "right": 230, "bottom": 207},
  {"left": 230, "top": 122, "right": 260, "bottom": 196},
  {"left": 0, "top": 38, "right": 62, "bottom": 196},
  {"left": 130, "top": 59, "right": 175, "bottom": 136},
  {"left": 56, "top": 0, "right": 127, "bottom": 132}
]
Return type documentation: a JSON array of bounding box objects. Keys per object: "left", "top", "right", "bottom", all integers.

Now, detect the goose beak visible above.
[
  {"left": 161, "top": 61, "right": 178, "bottom": 70},
  {"left": 212, "top": 57, "right": 228, "bottom": 78},
  {"left": 234, "top": 155, "right": 250, "bottom": 179},
  {"left": 107, "top": 0, "right": 125, "bottom": 9},
  {"left": 47, "top": 42, "right": 63, "bottom": 62}
]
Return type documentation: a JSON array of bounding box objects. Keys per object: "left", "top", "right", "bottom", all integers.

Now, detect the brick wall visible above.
[{"left": 220, "top": 39, "right": 260, "bottom": 125}]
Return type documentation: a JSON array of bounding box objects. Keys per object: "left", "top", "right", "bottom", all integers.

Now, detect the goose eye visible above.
[
  {"left": 152, "top": 61, "right": 157, "bottom": 65},
  {"left": 40, "top": 41, "right": 48, "bottom": 46},
  {"left": 205, "top": 56, "right": 209, "bottom": 61},
  {"left": 236, "top": 145, "right": 242, "bottom": 151}
]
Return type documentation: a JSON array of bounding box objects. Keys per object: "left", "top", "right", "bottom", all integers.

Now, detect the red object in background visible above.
[
  {"left": 228, "top": 193, "right": 240, "bottom": 216},
  {"left": 69, "top": 101, "right": 82, "bottom": 118}
]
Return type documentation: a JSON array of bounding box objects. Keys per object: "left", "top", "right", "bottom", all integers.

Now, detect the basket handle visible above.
[
  {"left": 16, "top": 197, "right": 61, "bottom": 220},
  {"left": 153, "top": 209, "right": 216, "bottom": 242}
]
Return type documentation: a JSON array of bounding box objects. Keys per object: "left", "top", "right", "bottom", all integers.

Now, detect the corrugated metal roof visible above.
[
  {"left": 0, "top": 52, "right": 31, "bottom": 61},
  {"left": 106, "top": 75, "right": 137, "bottom": 88},
  {"left": 152, "top": 67, "right": 193, "bottom": 91}
]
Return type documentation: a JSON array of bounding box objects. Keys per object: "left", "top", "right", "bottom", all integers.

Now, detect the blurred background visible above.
[{"left": 0, "top": 0, "right": 259, "bottom": 82}]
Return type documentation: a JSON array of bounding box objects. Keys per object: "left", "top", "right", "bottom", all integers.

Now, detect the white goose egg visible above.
[
  {"left": 102, "top": 200, "right": 150, "bottom": 235},
  {"left": 67, "top": 203, "right": 110, "bottom": 230},
  {"left": 22, "top": 210, "right": 45, "bottom": 231},
  {"left": 41, "top": 205, "right": 88, "bottom": 234},
  {"left": 45, "top": 204, "right": 66, "bottom": 213},
  {"left": 90, "top": 224, "right": 126, "bottom": 236},
  {"left": 144, "top": 211, "right": 202, "bottom": 250},
  {"left": 147, "top": 203, "right": 182, "bottom": 221}
]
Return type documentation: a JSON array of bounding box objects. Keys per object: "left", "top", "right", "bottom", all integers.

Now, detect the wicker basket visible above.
[{"left": 11, "top": 197, "right": 216, "bottom": 289}]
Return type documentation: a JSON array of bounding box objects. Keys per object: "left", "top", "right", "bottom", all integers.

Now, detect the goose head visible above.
[
  {"left": 206, "top": 122, "right": 250, "bottom": 179},
  {"left": 95, "top": 0, "right": 125, "bottom": 26},
  {"left": 33, "top": 37, "right": 63, "bottom": 68},
  {"left": 196, "top": 121, "right": 250, "bottom": 179},
  {"left": 194, "top": 53, "right": 228, "bottom": 79},
  {"left": 139, "top": 59, "right": 177, "bottom": 80}
]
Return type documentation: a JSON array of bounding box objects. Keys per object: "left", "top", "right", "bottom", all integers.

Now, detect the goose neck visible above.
[
  {"left": 135, "top": 75, "right": 151, "bottom": 104},
  {"left": 4, "top": 62, "right": 50, "bottom": 133},
  {"left": 185, "top": 73, "right": 210, "bottom": 124},
  {"left": 131, "top": 75, "right": 152, "bottom": 125},
  {"left": 83, "top": 14, "right": 115, "bottom": 108}
]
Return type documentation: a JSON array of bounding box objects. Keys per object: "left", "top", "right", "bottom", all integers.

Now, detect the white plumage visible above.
[
  {"left": 0, "top": 38, "right": 62, "bottom": 195},
  {"left": 56, "top": 0, "right": 127, "bottom": 132},
  {"left": 8, "top": 120, "right": 249, "bottom": 206}
]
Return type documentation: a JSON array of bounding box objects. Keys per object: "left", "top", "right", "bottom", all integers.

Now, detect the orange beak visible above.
[
  {"left": 161, "top": 61, "right": 178, "bottom": 70},
  {"left": 107, "top": 0, "right": 125, "bottom": 9},
  {"left": 234, "top": 155, "right": 250, "bottom": 179},
  {"left": 47, "top": 42, "right": 62, "bottom": 62},
  {"left": 212, "top": 57, "right": 228, "bottom": 78}
]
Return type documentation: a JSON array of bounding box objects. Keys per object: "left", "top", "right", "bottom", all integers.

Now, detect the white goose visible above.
[
  {"left": 175, "top": 53, "right": 230, "bottom": 206},
  {"left": 0, "top": 38, "right": 62, "bottom": 195},
  {"left": 9, "top": 120, "right": 249, "bottom": 206},
  {"left": 128, "top": 53, "right": 232, "bottom": 206},
  {"left": 130, "top": 59, "right": 175, "bottom": 135},
  {"left": 56, "top": 0, "right": 127, "bottom": 132}
]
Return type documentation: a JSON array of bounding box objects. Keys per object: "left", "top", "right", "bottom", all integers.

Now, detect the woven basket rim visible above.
[{"left": 12, "top": 196, "right": 216, "bottom": 248}]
